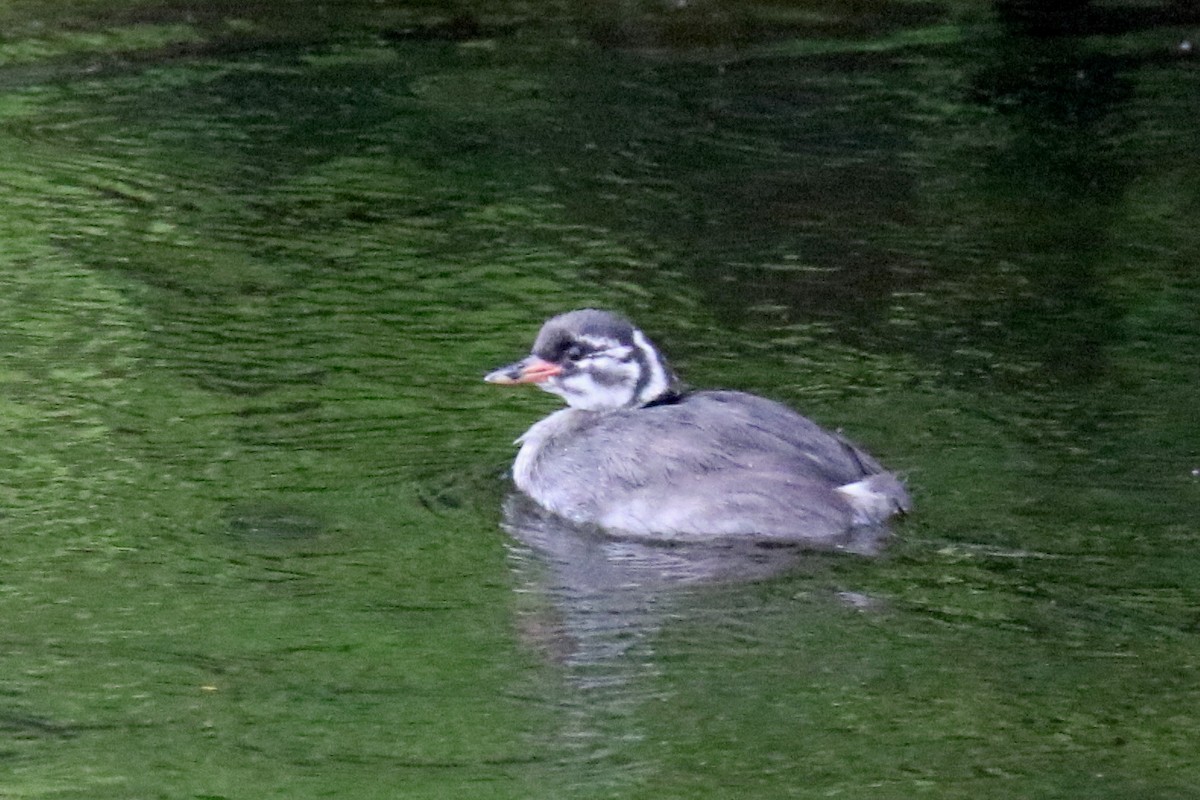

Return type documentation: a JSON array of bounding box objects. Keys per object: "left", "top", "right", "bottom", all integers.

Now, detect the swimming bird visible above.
[{"left": 485, "top": 309, "right": 909, "bottom": 544}]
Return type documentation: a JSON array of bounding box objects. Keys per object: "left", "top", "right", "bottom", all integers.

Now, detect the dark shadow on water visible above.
[{"left": 995, "top": 0, "right": 1200, "bottom": 38}]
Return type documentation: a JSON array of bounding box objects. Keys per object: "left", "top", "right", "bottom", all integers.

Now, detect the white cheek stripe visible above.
[
  {"left": 632, "top": 330, "right": 669, "bottom": 403},
  {"left": 577, "top": 335, "right": 626, "bottom": 354},
  {"left": 558, "top": 372, "right": 635, "bottom": 410},
  {"left": 532, "top": 331, "right": 665, "bottom": 410}
]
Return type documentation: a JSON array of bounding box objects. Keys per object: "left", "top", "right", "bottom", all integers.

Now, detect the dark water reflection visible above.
[{"left": 1, "top": 2, "right": 1199, "bottom": 798}]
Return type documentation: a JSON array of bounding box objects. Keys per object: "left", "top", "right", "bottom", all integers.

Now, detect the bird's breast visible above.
[{"left": 512, "top": 408, "right": 590, "bottom": 494}]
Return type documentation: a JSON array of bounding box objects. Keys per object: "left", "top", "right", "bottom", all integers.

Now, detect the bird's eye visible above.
[{"left": 563, "top": 343, "right": 587, "bottom": 362}]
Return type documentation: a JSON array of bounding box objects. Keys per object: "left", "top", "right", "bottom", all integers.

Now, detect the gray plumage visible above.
[{"left": 486, "top": 309, "right": 910, "bottom": 544}]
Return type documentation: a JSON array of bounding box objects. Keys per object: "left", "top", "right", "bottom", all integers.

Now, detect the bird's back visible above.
[{"left": 513, "top": 390, "right": 906, "bottom": 542}]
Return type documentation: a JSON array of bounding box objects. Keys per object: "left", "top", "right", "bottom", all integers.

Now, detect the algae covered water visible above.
[{"left": 1, "top": 2, "right": 1198, "bottom": 797}]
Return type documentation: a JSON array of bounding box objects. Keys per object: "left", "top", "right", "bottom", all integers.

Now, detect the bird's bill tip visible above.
[{"left": 484, "top": 357, "right": 562, "bottom": 385}]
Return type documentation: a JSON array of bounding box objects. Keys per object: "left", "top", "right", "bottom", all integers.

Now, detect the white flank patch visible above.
[{"left": 836, "top": 478, "right": 894, "bottom": 524}]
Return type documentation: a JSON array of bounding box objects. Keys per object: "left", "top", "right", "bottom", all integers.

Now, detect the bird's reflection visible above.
[
  {"left": 501, "top": 493, "right": 887, "bottom": 790},
  {"left": 502, "top": 492, "right": 888, "bottom": 667}
]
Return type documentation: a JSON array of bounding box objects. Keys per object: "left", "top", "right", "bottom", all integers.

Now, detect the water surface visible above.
[{"left": 1, "top": 2, "right": 1198, "bottom": 798}]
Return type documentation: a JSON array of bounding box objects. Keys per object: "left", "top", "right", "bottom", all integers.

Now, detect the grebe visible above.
[{"left": 486, "top": 309, "right": 909, "bottom": 544}]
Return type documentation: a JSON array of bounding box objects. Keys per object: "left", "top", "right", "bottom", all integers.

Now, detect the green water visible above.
[{"left": 1, "top": 2, "right": 1197, "bottom": 798}]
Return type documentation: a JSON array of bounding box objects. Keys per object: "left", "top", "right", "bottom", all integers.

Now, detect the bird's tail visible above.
[{"left": 836, "top": 473, "right": 911, "bottom": 525}]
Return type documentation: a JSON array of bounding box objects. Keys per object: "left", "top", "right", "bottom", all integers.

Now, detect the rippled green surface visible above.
[{"left": 2, "top": 2, "right": 1198, "bottom": 798}]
